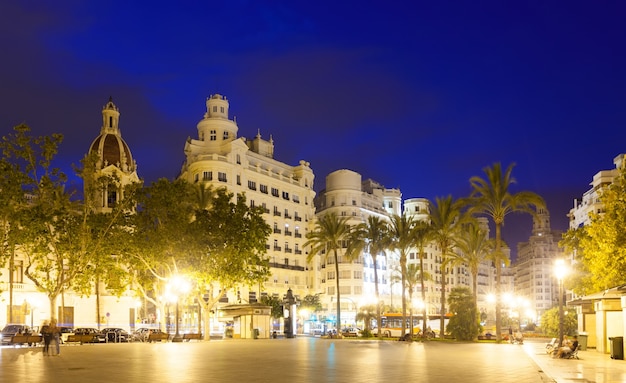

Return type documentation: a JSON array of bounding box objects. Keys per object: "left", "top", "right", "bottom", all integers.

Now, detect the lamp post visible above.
[
  {"left": 554, "top": 259, "right": 567, "bottom": 347},
  {"left": 167, "top": 275, "right": 191, "bottom": 342}
]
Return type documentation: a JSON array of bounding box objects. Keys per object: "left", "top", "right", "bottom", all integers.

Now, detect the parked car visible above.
[
  {"left": 0, "top": 324, "right": 32, "bottom": 345},
  {"left": 341, "top": 327, "right": 361, "bottom": 337},
  {"left": 73, "top": 327, "right": 102, "bottom": 343},
  {"left": 131, "top": 327, "right": 163, "bottom": 342},
  {"left": 100, "top": 327, "right": 130, "bottom": 342},
  {"left": 59, "top": 327, "right": 74, "bottom": 343}
]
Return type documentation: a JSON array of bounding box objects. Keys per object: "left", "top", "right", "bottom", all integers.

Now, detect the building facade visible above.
[
  {"left": 178, "top": 94, "right": 317, "bottom": 304},
  {"left": 513, "top": 208, "right": 566, "bottom": 323}
]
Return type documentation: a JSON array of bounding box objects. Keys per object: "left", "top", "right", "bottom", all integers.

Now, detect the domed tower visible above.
[{"left": 86, "top": 97, "right": 140, "bottom": 212}]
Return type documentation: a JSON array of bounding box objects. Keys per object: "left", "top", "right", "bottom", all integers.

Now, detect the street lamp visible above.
[
  {"left": 167, "top": 275, "right": 191, "bottom": 342},
  {"left": 554, "top": 259, "right": 568, "bottom": 347}
]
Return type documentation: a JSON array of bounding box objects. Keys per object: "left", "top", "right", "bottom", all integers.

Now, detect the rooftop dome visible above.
[{"left": 88, "top": 97, "right": 136, "bottom": 173}]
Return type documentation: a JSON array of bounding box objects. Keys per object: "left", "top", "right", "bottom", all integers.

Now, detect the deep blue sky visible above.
[{"left": 2, "top": 1, "right": 625, "bottom": 259}]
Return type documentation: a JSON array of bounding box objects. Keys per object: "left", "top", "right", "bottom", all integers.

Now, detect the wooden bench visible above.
[
  {"left": 147, "top": 332, "right": 170, "bottom": 342},
  {"left": 10, "top": 334, "right": 42, "bottom": 346},
  {"left": 182, "top": 333, "right": 202, "bottom": 341},
  {"left": 66, "top": 334, "right": 97, "bottom": 344}
]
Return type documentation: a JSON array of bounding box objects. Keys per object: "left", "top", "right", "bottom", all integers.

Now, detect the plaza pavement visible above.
[{"left": 1, "top": 337, "right": 625, "bottom": 383}]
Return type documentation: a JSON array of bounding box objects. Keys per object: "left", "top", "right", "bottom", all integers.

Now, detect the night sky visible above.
[{"left": 2, "top": 1, "right": 625, "bottom": 260}]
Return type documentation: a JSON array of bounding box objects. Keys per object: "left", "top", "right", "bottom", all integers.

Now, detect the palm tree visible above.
[
  {"left": 305, "top": 213, "right": 357, "bottom": 332},
  {"left": 350, "top": 216, "right": 389, "bottom": 338},
  {"left": 469, "top": 162, "right": 545, "bottom": 342},
  {"left": 387, "top": 214, "right": 418, "bottom": 337},
  {"left": 405, "top": 263, "right": 429, "bottom": 337},
  {"left": 428, "top": 195, "right": 468, "bottom": 337},
  {"left": 451, "top": 220, "right": 494, "bottom": 308},
  {"left": 413, "top": 220, "right": 434, "bottom": 336}
]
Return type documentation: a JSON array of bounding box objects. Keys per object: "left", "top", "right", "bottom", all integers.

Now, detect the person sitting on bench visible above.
[{"left": 555, "top": 335, "right": 578, "bottom": 358}]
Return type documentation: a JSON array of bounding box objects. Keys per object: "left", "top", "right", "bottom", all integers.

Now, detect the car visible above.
[
  {"left": 0, "top": 324, "right": 32, "bottom": 345},
  {"left": 100, "top": 327, "right": 130, "bottom": 343},
  {"left": 73, "top": 327, "right": 102, "bottom": 343},
  {"left": 131, "top": 327, "right": 162, "bottom": 342},
  {"left": 59, "top": 327, "right": 74, "bottom": 343},
  {"left": 341, "top": 327, "right": 361, "bottom": 337}
]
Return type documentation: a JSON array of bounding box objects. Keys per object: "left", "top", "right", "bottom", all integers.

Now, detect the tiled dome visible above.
[{"left": 88, "top": 98, "right": 136, "bottom": 172}]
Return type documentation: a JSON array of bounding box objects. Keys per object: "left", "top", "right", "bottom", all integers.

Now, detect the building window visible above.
[
  {"left": 282, "top": 191, "right": 289, "bottom": 200},
  {"left": 292, "top": 195, "right": 300, "bottom": 203},
  {"left": 236, "top": 154, "right": 241, "bottom": 164},
  {"left": 220, "top": 106, "right": 224, "bottom": 113},
  {"left": 107, "top": 190, "right": 117, "bottom": 207},
  {"left": 194, "top": 173, "right": 199, "bottom": 183},
  {"left": 260, "top": 184, "right": 268, "bottom": 194},
  {"left": 210, "top": 130, "right": 216, "bottom": 141},
  {"left": 218, "top": 172, "right": 227, "bottom": 182},
  {"left": 248, "top": 181, "right": 257, "bottom": 190},
  {"left": 271, "top": 188, "right": 279, "bottom": 197},
  {"left": 203, "top": 171, "right": 212, "bottom": 181},
  {"left": 223, "top": 131, "right": 229, "bottom": 140},
  {"left": 213, "top": 106, "right": 217, "bottom": 112},
  {"left": 236, "top": 175, "right": 241, "bottom": 185},
  {"left": 250, "top": 200, "right": 255, "bottom": 208}
]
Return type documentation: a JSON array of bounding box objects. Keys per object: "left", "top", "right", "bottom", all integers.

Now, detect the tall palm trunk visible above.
[
  {"left": 439, "top": 257, "right": 447, "bottom": 337},
  {"left": 333, "top": 249, "right": 341, "bottom": 331},
  {"left": 400, "top": 256, "right": 407, "bottom": 336},
  {"left": 373, "top": 252, "right": 381, "bottom": 338},
  {"left": 420, "top": 252, "right": 427, "bottom": 335},
  {"left": 495, "top": 223, "right": 503, "bottom": 342}
]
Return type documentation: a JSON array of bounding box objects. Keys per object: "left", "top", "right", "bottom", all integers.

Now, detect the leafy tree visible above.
[
  {"left": 429, "top": 195, "right": 468, "bottom": 337},
  {"left": 186, "top": 187, "right": 272, "bottom": 338},
  {"left": 540, "top": 307, "right": 577, "bottom": 337},
  {"left": 0, "top": 125, "right": 33, "bottom": 321},
  {"left": 350, "top": 216, "right": 389, "bottom": 338},
  {"left": 387, "top": 214, "right": 419, "bottom": 337},
  {"left": 127, "top": 178, "right": 198, "bottom": 330},
  {"left": 561, "top": 166, "right": 626, "bottom": 293},
  {"left": 300, "top": 294, "right": 323, "bottom": 313},
  {"left": 305, "top": 213, "right": 357, "bottom": 331},
  {"left": 261, "top": 294, "right": 284, "bottom": 319},
  {"left": 468, "top": 162, "right": 545, "bottom": 342},
  {"left": 446, "top": 286, "right": 481, "bottom": 341}
]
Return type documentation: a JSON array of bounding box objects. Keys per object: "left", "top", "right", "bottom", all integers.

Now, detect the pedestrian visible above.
[
  {"left": 508, "top": 326, "right": 513, "bottom": 343},
  {"left": 49, "top": 319, "right": 61, "bottom": 355},
  {"left": 41, "top": 320, "right": 52, "bottom": 355}
]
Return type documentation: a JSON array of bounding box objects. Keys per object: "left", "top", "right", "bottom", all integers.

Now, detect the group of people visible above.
[{"left": 40, "top": 319, "right": 61, "bottom": 356}]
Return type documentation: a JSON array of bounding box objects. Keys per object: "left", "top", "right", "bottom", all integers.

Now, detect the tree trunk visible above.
[
  {"left": 333, "top": 249, "right": 341, "bottom": 331},
  {"left": 373, "top": 253, "right": 381, "bottom": 338},
  {"left": 495, "top": 223, "right": 502, "bottom": 342},
  {"left": 420, "top": 252, "right": 427, "bottom": 336},
  {"left": 440, "top": 256, "right": 447, "bottom": 338},
  {"left": 400, "top": 255, "right": 407, "bottom": 337}
]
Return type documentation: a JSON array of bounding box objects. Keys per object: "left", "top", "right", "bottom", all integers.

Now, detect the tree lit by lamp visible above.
[{"left": 554, "top": 259, "right": 568, "bottom": 347}]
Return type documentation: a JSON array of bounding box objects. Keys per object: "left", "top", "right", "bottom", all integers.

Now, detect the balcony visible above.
[
  {"left": 295, "top": 216, "right": 302, "bottom": 221},
  {"left": 285, "top": 248, "right": 293, "bottom": 253},
  {"left": 294, "top": 233, "right": 302, "bottom": 238},
  {"left": 273, "top": 228, "right": 282, "bottom": 234},
  {"left": 284, "top": 230, "right": 292, "bottom": 236},
  {"left": 273, "top": 211, "right": 281, "bottom": 217},
  {"left": 273, "top": 246, "right": 282, "bottom": 251}
]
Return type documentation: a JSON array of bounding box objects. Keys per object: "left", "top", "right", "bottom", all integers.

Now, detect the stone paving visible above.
[{"left": 0, "top": 337, "right": 624, "bottom": 383}]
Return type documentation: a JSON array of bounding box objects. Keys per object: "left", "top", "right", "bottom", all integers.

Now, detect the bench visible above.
[
  {"left": 182, "top": 333, "right": 202, "bottom": 341},
  {"left": 10, "top": 334, "right": 42, "bottom": 346},
  {"left": 66, "top": 334, "right": 97, "bottom": 344},
  {"left": 147, "top": 332, "right": 170, "bottom": 342}
]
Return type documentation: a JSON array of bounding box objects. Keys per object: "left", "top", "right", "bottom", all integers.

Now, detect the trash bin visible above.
[
  {"left": 577, "top": 334, "right": 588, "bottom": 351},
  {"left": 609, "top": 336, "right": 623, "bottom": 360},
  {"left": 253, "top": 329, "right": 259, "bottom": 339}
]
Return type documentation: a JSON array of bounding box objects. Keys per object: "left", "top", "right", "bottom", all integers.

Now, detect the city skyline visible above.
[{"left": 2, "top": 1, "right": 625, "bottom": 258}]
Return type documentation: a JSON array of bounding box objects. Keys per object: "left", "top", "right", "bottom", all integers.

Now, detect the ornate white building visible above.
[{"left": 178, "top": 94, "right": 317, "bottom": 303}]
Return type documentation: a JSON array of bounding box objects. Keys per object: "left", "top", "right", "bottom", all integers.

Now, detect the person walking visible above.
[
  {"left": 41, "top": 320, "right": 52, "bottom": 355},
  {"left": 49, "top": 319, "right": 61, "bottom": 355}
]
